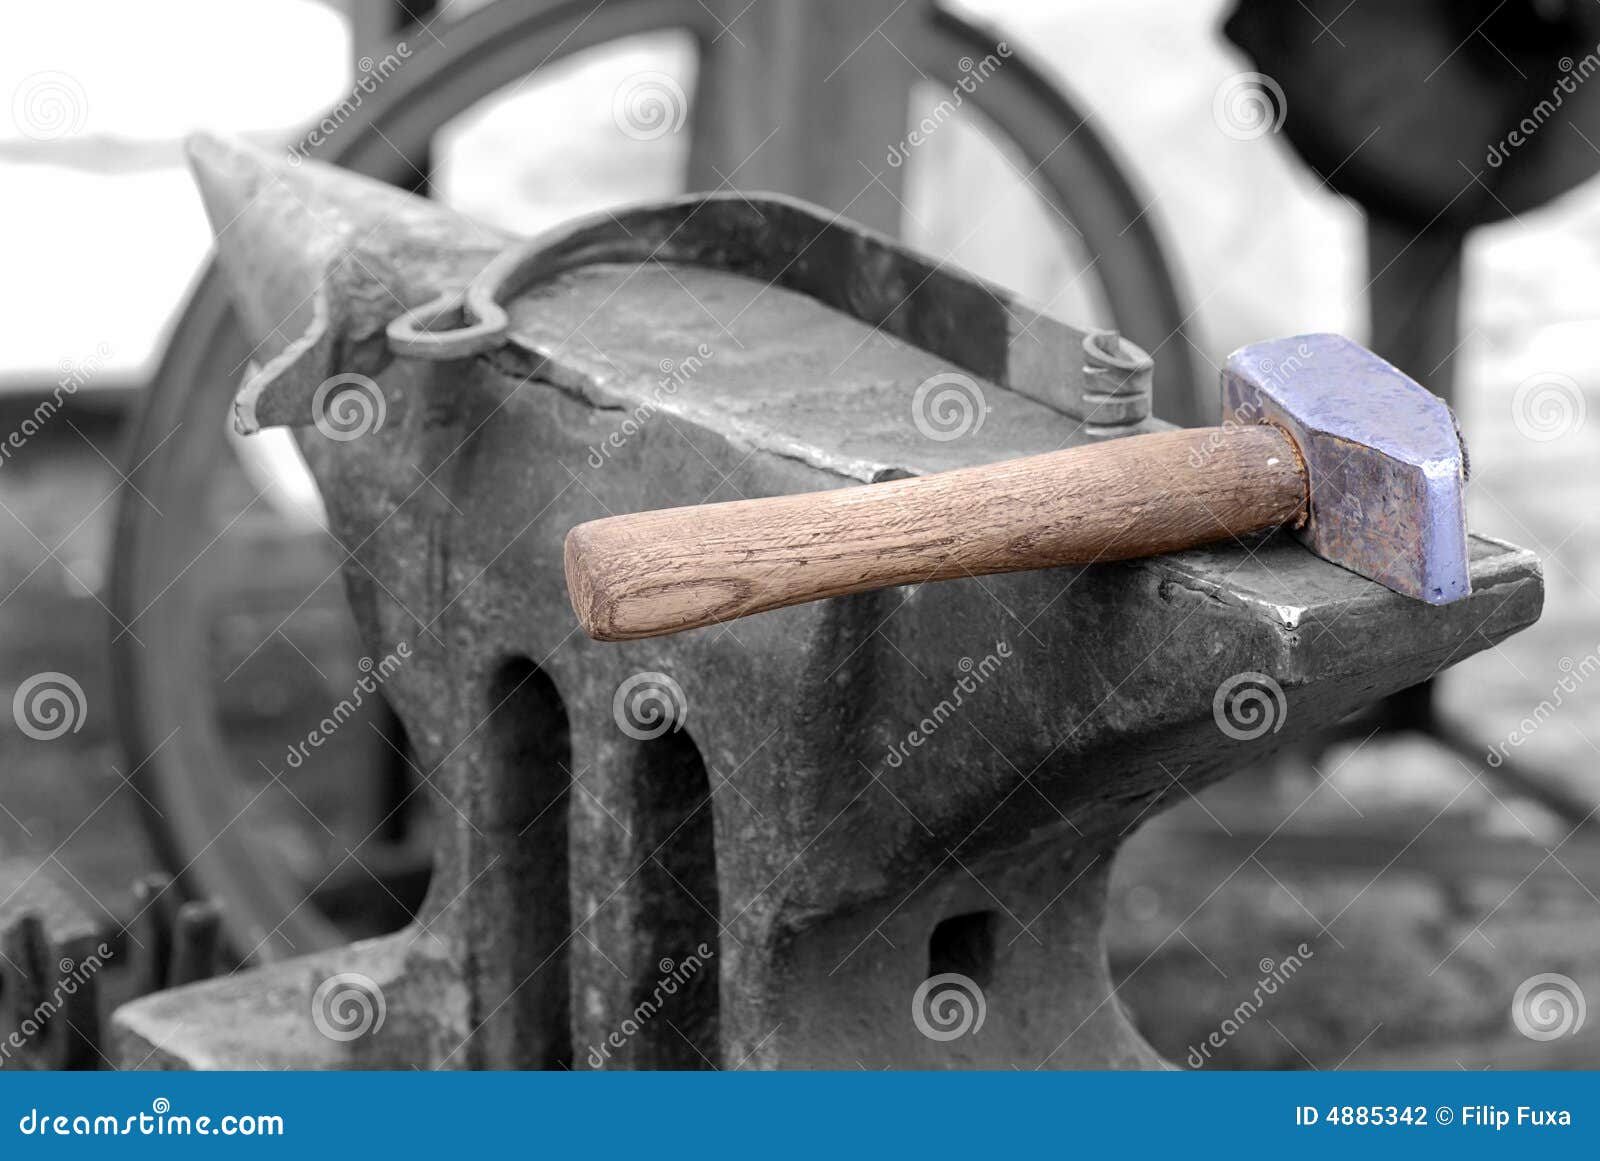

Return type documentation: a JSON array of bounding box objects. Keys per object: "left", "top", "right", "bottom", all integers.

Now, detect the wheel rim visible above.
[{"left": 111, "top": 0, "right": 1194, "bottom": 960}]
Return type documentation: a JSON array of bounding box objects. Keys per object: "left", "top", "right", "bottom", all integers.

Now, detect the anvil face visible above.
[{"left": 1223, "top": 333, "right": 1471, "bottom": 605}]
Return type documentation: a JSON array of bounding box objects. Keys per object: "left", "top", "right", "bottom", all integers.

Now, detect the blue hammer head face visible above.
[{"left": 1223, "top": 333, "right": 1471, "bottom": 605}]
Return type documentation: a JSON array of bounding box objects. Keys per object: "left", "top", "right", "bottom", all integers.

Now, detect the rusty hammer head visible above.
[{"left": 1223, "top": 333, "right": 1470, "bottom": 605}]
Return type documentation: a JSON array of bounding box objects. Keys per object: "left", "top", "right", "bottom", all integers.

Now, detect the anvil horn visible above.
[{"left": 184, "top": 132, "right": 511, "bottom": 434}]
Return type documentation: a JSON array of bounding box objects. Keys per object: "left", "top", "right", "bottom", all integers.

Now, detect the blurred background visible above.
[{"left": 1, "top": 0, "right": 1597, "bottom": 1067}]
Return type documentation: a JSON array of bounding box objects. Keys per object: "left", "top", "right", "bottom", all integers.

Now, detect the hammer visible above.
[{"left": 565, "top": 334, "right": 1470, "bottom": 642}]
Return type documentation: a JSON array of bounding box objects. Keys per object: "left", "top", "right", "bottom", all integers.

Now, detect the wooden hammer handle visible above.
[{"left": 565, "top": 425, "right": 1306, "bottom": 642}]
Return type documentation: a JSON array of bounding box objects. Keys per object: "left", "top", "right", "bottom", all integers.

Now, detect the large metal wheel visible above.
[{"left": 110, "top": 0, "right": 1196, "bottom": 960}]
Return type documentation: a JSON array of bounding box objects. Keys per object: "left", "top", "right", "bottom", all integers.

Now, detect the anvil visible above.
[{"left": 111, "top": 136, "right": 1541, "bottom": 1070}]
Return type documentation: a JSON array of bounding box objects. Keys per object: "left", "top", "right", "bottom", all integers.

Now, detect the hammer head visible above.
[{"left": 1223, "top": 333, "right": 1470, "bottom": 605}]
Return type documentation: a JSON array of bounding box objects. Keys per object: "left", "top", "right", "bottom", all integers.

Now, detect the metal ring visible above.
[{"left": 386, "top": 289, "right": 510, "bottom": 361}]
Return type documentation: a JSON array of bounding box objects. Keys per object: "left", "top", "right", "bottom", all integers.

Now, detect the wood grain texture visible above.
[{"left": 565, "top": 425, "right": 1308, "bottom": 641}]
